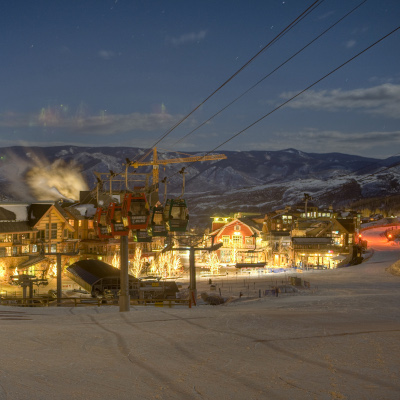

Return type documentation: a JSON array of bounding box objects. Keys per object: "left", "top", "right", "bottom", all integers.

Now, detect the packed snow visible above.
[{"left": 0, "top": 227, "right": 399, "bottom": 399}]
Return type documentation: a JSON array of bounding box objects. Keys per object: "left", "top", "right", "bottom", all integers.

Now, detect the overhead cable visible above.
[
  {"left": 137, "top": 0, "right": 323, "bottom": 163},
  {"left": 172, "top": 0, "right": 367, "bottom": 147},
  {"left": 174, "top": 24, "right": 400, "bottom": 181}
]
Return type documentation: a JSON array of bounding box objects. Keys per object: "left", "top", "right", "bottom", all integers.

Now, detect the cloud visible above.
[
  {"left": 98, "top": 50, "right": 115, "bottom": 60},
  {"left": 167, "top": 30, "right": 207, "bottom": 46},
  {"left": 280, "top": 83, "right": 400, "bottom": 118},
  {"left": 0, "top": 108, "right": 186, "bottom": 136},
  {"left": 345, "top": 39, "right": 356, "bottom": 48}
]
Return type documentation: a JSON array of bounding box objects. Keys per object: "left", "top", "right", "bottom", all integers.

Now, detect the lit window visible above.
[{"left": 232, "top": 235, "right": 242, "bottom": 244}]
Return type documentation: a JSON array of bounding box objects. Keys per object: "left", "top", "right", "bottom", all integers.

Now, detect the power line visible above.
[
  {"left": 136, "top": 0, "right": 323, "bottom": 163},
  {"left": 172, "top": 0, "right": 367, "bottom": 148},
  {"left": 180, "top": 24, "right": 400, "bottom": 175}
]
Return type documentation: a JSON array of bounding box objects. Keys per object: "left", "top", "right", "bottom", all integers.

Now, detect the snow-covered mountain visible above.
[{"left": 1, "top": 146, "right": 400, "bottom": 226}]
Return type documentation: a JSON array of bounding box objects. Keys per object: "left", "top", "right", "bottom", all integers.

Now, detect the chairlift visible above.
[
  {"left": 94, "top": 207, "right": 113, "bottom": 239},
  {"left": 163, "top": 198, "right": 189, "bottom": 232},
  {"left": 150, "top": 205, "right": 168, "bottom": 237},
  {"left": 107, "top": 203, "right": 130, "bottom": 237},
  {"left": 122, "top": 193, "right": 150, "bottom": 230},
  {"left": 133, "top": 228, "right": 153, "bottom": 242}
]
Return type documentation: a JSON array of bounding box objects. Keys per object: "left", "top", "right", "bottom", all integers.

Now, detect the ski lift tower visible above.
[{"left": 161, "top": 235, "right": 223, "bottom": 305}]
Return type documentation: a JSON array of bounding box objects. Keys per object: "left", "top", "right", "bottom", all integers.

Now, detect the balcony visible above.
[{"left": 220, "top": 243, "right": 256, "bottom": 250}]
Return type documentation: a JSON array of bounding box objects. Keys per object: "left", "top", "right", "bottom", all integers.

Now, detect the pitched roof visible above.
[
  {"left": 28, "top": 203, "right": 52, "bottom": 225},
  {"left": 66, "top": 259, "right": 138, "bottom": 287},
  {"left": 27, "top": 202, "right": 69, "bottom": 227},
  {"left": 0, "top": 207, "right": 16, "bottom": 221},
  {"left": 336, "top": 219, "right": 355, "bottom": 233},
  {"left": 0, "top": 221, "right": 35, "bottom": 234},
  {"left": 238, "top": 217, "right": 262, "bottom": 231},
  {"left": 292, "top": 237, "right": 332, "bottom": 244},
  {"left": 210, "top": 218, "right": 261, "bottom": 236}
]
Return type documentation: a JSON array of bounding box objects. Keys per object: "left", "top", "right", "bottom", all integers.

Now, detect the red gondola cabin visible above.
[
  {"left": 107, "top": 203, "right": 130, "bottom": 237},
  {"left": 122, "top": 193, "right": 150, "bottom": 230},
  {"left": 94, "top": 207, "right": 113, "bottom": 239}
]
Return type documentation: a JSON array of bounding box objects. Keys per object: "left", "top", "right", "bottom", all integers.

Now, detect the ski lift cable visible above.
[
  {"left": 163, "top": 25, "right": 400, "bottom": 184},
  {"left": 135, "top": 0, "right": 323, "bottom": 164},
  {"left": 171, "top": 0, "right": 367, "bottom": 148}
]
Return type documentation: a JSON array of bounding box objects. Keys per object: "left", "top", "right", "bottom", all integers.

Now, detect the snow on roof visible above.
[
  {"left": 73, "top": 204, "right": 97, "bottom": 218},
  {"left": 0, "top": 203, "right": 29, "bottom": 221}
]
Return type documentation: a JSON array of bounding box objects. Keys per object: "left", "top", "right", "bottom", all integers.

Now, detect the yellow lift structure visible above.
[{"left": 127, "top": 147, "right": 227, "bottom": 188}]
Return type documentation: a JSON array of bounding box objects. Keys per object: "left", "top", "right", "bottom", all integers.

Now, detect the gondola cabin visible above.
[
  {"left": 122, "top": 193, "right": 150, "bottom": 230},
  {"left": 150, "top": 206, "right": 168, "bottom": 237},
  {"left": 133, "top": 228, "right": 153, "bottom": 242},
  {"left": 94, "top": 207, "right": 113, "bottom": 239},
  {"left": 107, "top": 203, "right": 130, "bottom": 237},
  {"left": 163, "top": 199, "right": 189, "bottom": 232}
]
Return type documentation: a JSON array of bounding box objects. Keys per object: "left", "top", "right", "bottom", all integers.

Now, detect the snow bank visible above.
[{"left": 387, "top": 259, "right": 400, "bottom": 276}]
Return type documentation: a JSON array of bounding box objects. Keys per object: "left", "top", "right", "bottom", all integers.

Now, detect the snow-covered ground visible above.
[{"left": 0, "top": 227, "right": 399, "bottom": 400}]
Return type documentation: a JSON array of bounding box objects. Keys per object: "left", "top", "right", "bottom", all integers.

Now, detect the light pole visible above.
[{"left": 39, "top": 241, "right": 80, "bottom": 306}]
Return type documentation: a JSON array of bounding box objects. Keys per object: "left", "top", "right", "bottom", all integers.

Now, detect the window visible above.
[
  {"left": 88, "top": 220, "right": 94, "bottom": 229},
  {"left": 51, "top": 244, "right": 57, "bottom": 253},
  {"left": 22, "top": 245, "right": 29, "bottom": 254},
  {"left": 232, "top": 235, "right": 242, "bottom": 245},
  {"left": 69, "top": 219, "right": 74, "bottom": 226},
  {"left": 32, "top": 245, "right": 37, "bottom": 253},
  {"left": 222, "top": 236, "right": 230, "bottom": 246},
  {"left": 51, "top": 223, "right": 57, "bottom": 239},
  {"left": 234, "top": 225, "right": 241, "bottom": 231},
  {"left": 348, "top": 234, "right": 353, "bottom": 244},
  {"left": 245, "top": 237, "right": 253, "bottom": 245},
  {"left": 78, "top": 220, "right": 82, "bottom": 227},
  {"left": 64, "top": 229, "right": 68, "bottom": 238}
]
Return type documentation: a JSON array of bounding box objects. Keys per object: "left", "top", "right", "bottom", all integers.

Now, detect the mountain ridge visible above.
[{"left": 1, "top": 146, "right": 399, "bottom": 227}]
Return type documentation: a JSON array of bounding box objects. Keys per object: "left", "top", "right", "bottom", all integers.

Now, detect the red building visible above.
[{"left": 210, "top": 216, "right": 263, "bottom": 264}]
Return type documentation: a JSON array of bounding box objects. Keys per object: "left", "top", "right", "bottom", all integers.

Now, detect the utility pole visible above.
[
  {"left": 164, "top": 235, "right": 223, "bottom": 306},
  {"left": 119, "top": 235, "right": 130, "bottom": 312}
]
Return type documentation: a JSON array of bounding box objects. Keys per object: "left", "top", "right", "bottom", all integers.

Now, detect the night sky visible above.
[{"left": 1, "top": 0, "right": 399, "bottom": 158}]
